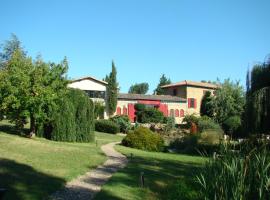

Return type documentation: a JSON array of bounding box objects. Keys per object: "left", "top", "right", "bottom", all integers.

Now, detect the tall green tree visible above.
[
  {"left": 154, "top": 74, "right": 171, "bottom": 95},
  {"left": 200, "top": 91, "right": 214, "bottom": 117},
  {"left": 212, "top": 79, "right": 245, "bottom": 124},
  {"left": 0, "top": 34, "right": 26, "bottom": 69},
  {"left": 107, "top": 61, "right": 118, "bottom": 116},
  {"left": 128, "top": 82, "right": 149, "bottom": 94},
  {"left": 0, "top": 47, "right": 68, "bottom": 134},
  {"left": 245, "top": 59, "right": 270, "bottom": 134}
]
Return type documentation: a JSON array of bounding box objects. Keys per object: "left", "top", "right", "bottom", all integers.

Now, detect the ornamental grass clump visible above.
[{"left": 197, "top": 141, "right": 270, "bottom": 200}]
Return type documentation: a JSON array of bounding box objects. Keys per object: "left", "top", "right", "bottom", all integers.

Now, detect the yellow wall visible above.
[{"left": 186, "top": 86, "right": 215, "bottom": 116}]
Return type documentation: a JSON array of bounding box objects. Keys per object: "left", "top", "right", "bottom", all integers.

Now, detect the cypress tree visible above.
[{"left": 107, "top": 61, "right": 118, "bottom": 116}]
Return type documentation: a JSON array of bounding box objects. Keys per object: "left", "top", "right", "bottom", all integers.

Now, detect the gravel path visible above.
[{"left": 50, "top": 142, "right": 128, "bottom": 200}]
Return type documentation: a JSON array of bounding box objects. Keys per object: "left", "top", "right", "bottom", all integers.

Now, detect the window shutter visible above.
[
  {"left": 188, "top": 98, "right": 191, "bottom": 108},
  {"left": 194, "top": 99, "right": 197, "bottom": 109}
]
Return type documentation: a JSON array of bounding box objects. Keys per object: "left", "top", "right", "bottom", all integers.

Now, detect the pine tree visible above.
[
  {"left": 154, "top": 74, "right": 171, "bottom": 95},
  {"left": 107, "top": 61, "right": 118, "bottom": 116}
]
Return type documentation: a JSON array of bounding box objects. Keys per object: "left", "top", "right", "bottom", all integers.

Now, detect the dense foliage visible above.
[
  {"left": 122, "top": 127, "right": 164, "bottom": 151},
  {"left": 200, "top": 91, "right": 214, "bottom": 117},
  {"left": 95, "top": 119, "right": 120, "bottom": 134},
  {"left": 197, "top": 142, "right": 270, "bottom": 200},
  {"left": 212, "top": 79, "right": 245, "bottom": 126},
  {"left": 128, "top": 82, "right": 149, "bottom": 94},
  {"left": 134, "top": 103, "right": 164, "bottom": 123},
  {"left": 39, "top": 89, "right": 95, "bottom": 142},
  {"left": 245, "top": 60, "right": 270, "bottom": 134},
  {"left": 110, "top": 115, "right": 131, "bottom": 133},
  {"left": 106, "top": 61, "right": 118, "bottom": 116},
  {"left": 154, "top": 74, "right": 171, "bottom": 95},
  {"left": 93, "top": 101, "right": 105, "bottom": 119},
  {"left": 0, "top": 36, "right": 68, "bottom": 134}
]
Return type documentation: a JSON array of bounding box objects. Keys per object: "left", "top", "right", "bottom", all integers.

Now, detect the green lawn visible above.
[
  {"left": 0, "top": 123, "right": 123, "bottom": 200},
  {"left": 95, "top": 145, "right": 206, "bottom": 200}
]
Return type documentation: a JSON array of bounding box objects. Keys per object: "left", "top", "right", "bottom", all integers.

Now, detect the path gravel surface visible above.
[{"left": 50, "top": 142, "right": 128, "bottom": 200}]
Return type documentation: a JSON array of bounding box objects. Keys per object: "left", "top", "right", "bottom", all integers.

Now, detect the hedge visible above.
[{"left": 95, "top": 119, "right": 120, "bottom": 134}]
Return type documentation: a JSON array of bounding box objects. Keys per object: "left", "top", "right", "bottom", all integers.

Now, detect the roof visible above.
[
  {"left": 161, "top": 80, "right": 218, "bottom": 89},
  {"left": 70, "top": 76, "right": 108, "bottom": 85},
  {"left": 118, "top": 93, "right": 186, "bottom": 102}
]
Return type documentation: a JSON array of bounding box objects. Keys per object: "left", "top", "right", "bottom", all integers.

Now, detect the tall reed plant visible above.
[{"left": 197, "top": 141, "right": 270, "bottom": 200}]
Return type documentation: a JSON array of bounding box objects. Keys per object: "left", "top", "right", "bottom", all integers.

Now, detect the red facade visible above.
[{"left": 128, "top": 103, "right": 135, "bottom": 122}]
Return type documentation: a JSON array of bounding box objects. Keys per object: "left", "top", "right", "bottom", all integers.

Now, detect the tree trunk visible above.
[{"left": 30, "top": 113, "right": 36, "bottom": 137}]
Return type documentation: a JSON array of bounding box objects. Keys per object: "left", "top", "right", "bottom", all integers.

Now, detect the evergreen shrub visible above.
[
  {"left": 110, "top": 115, "right": 131, "bottom": 133},
  {"left": 95, "top": 119, "right": 120, "bottom": 134}
]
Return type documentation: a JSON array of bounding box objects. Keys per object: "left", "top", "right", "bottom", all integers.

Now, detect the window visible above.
[
  {"left": 173, "top": 89, "right": 177, "bottom": 96},
  {"left": 84, "top": 90, "right": 105, "bottom": 98},
  {"left": 170, "top": 109, "right": 174, "bottom": 117},
  {"left": 180, "top": 109, "right": 184, "bottom": 117},
  {"left": 175, "top": 109, "right": 179, "bottom": 117},
  {"left": 188, "top": 98, "right": 197, "bottom": 108},
  {"left": 116, "top": 107, "right": 122, "bottom": 115}
]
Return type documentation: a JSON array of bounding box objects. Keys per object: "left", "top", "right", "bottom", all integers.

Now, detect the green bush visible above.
[
  {"left": 134, "top": 103, "right": 146, "bottom": 111},
  {"left": 198, "top": 116, "right": 222, "bottom": 133},
  {"left": 122, "top": 126, "right": 164, "bottom": 151},
  {"left": 110, "top": 115, "right": 131, "bottom": 133},
  {"left": 170, "top": 129, "right": 223, "bottom": 155},
  {"left": 164, "top": 116, "right": 175, "bottom": 132},
  {"left": 222, "top": 115, "right": 241, "bottom": 135},
  {"left": 46, "top": 89, "right": 95, "bottom": 142},
  {"left": 93, "top": 101, "right": 105, "bottom": 119},
  {"left": 95, "top": 119, "right": 120, "bottom": 134},
  {"left": 140, "top": 107, "right": 164, "bottom": 123},
  {"left": 183, "top": 114, "right": 199, "bottom": 128}
]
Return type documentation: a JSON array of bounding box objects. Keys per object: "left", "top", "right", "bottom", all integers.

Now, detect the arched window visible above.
[
  {"left": 180, "top": 109, "right": 184, "bottom": 117},
  {"left": 175, "top": 109, "right": 179, "bottom": 117},
  {"left": 123, "top": 106, "right": 127, "bottom": 115},
  {"left": 116, "top": 107, "right": 122, "bottom": 115},
  {"left": 170, "top": 109, "right": 174, "bottom": 117}
]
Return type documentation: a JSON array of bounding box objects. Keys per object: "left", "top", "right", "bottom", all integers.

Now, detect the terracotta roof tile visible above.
[
  {"left": 70, "top": 76, "right": 108, "bottom": 85},
  {"left": 161, "top": 80, "right": 218, "bottom": 89},
  {"left": 117, "top": 93, "right": 186, "bottom": 102}
]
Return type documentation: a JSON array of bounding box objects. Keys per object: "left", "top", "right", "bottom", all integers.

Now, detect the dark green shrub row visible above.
[
  {"left": 122, "top": 126, "right": 164, "bottom": 151},
  {"left": 95, "top": 119, "right": 120, "bottom": 134},
  {"left": 110, "top": 115, "right": 131, "bottom": 133},
  {"left": 38, "top": 89, "right": 95, "bottom": 142}
]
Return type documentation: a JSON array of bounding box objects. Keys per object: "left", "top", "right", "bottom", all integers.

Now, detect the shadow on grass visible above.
[
  {"left": 0, "top": 124, "right": 29, "bottom": 136},
  {"left": 95, "top": 153, "right": 202, "bottom": 200},
  {"left": 0, "top": 159, "right": 65, "bottom": 200}
]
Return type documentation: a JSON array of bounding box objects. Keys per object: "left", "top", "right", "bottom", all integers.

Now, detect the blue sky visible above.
[{"left": 1, "top": 0, "right": 269, "bottom": 93}]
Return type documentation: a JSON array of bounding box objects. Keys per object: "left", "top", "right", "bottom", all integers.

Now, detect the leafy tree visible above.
[
  {"left": 0, "top": 49, "right": 32, "bottom": 129},
  {"left": 245, "top": 59, "right": 270, "bottom": 134},
  {"left": 200, "top": 91, "right": 214, "bottom": 117},
  {"left": 0, "top": 47, "right": 68, "bottom": 134},
  {"left": 0, "top": 34, "right": 26, "bottom": 69},
  {"left": 212, "top": 79, "right": 245, "bottom": 125},
  {"left": 154, "top": 74, "right": 171, "bottom": 95},
  {"left": 107, "top": 61, "right": 118, "bottom": 116},
  {"left": 128, "top": 82, "right": 149, "bottom": 94}
]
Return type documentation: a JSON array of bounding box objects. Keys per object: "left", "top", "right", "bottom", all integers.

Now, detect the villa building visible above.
[{"left": 68, "top": 77, "right": 218, "bottom": 124}]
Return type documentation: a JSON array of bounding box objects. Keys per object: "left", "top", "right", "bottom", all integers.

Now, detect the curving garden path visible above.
[{"left": 50, "top": 142, "right": 128, "bottom": 200}]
